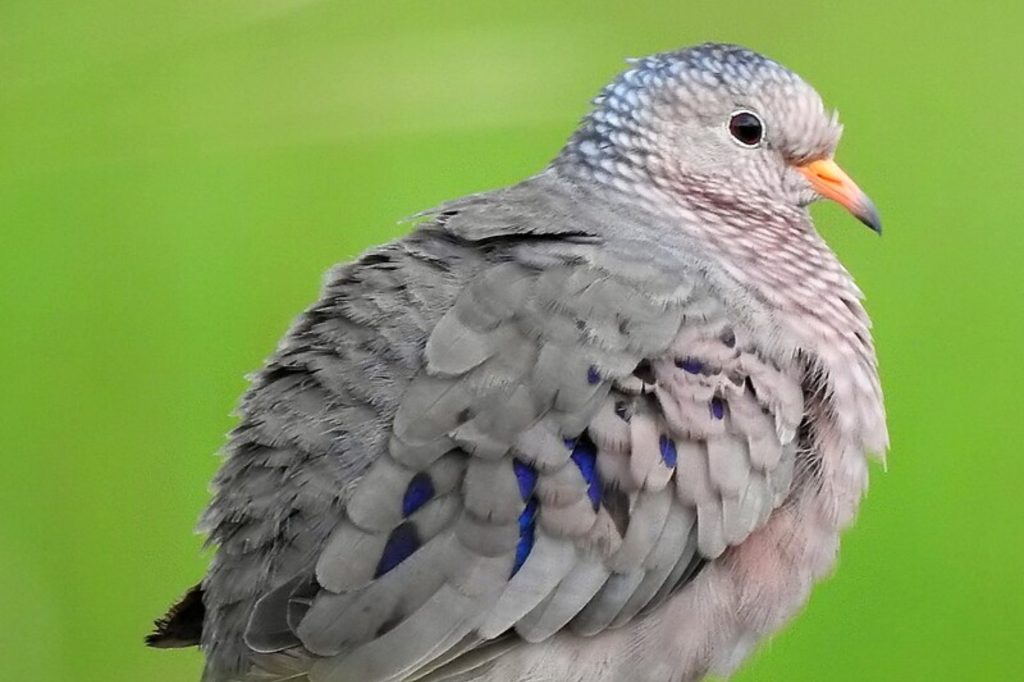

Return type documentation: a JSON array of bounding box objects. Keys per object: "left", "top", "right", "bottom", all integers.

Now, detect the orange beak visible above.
[{"left": 797, "top": 158, "right": 882, "bottom": 234}]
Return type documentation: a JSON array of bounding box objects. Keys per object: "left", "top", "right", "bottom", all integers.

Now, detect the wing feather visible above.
[{"left": 213, "top": 229, "right": 806, "bottom": 681}]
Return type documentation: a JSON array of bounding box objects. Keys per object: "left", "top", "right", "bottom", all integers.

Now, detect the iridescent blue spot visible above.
[
  {"left": 675, "top": 357, "right": 703, "bottom": 374},
  {"left": 711, "top": 397, "right": 725, "bottom": 420},
  {"left": 511, "top": 497, "right": 538, "bottom": 577},
  {"left": 518, "top": 497, "right": 539, "bottom": 534},
  {"left": 659, "top": 434, "right": 678, "bottom": 468},
  {"left": 587, "top": 365, "right": 601, "bottom": 385},
  {"left": 513, "top": 458, "right": 537, "bottom": 501},
  {"left": 401, "top": 472, "right": 434, "bottom": 517},
  {"left": 374, "top": 522, "right": 420, "bottom": 577},
  {"left": 570, "top": 435, "right": 601, "bottom": 511}
]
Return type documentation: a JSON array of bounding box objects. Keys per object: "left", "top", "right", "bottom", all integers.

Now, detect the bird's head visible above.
[{"left": 559, "top": 43, "right": 881, "bottom": 233}]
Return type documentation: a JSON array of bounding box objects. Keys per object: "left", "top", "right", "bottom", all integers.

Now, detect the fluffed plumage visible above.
[{"left": 150, "top": 43, "right": 887, "bottom": 682}]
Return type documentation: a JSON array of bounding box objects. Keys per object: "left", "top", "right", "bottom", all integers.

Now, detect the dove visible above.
[{"left": 148, "top": 42, "right": 887, "bottom": 682}]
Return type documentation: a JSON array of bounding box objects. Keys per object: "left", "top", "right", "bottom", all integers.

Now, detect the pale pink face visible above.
[{"left": 564, "top": 43, "right": 880, "bottom": 233}]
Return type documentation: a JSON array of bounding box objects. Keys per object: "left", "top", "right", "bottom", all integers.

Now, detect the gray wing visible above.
[
  {"left": 202, "top": 188, "right": 805, "bottom": 682},
  {"left": 197, "top": 226, "right": 482, "bottom": 678}
]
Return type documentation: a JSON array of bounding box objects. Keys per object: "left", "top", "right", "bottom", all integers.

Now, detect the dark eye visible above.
[{"left": 728, "top": 110, "right": 764, "bottom": 147}]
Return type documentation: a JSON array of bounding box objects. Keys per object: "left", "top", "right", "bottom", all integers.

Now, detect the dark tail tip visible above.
[{"left": 146, "top": 583, "right": 205, "bottom": 648}]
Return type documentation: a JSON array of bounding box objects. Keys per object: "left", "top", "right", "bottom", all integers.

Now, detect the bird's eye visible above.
[{"left": 728, "top": 111, "right": 764, "bottom": 147}]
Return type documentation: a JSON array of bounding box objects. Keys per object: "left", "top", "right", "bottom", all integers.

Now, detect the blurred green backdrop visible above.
[{"left": 3, "top": 1, "right": 1022, "bottom": 680}]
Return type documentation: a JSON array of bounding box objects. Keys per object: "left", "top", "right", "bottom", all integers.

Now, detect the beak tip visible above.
[{"left": 857, "top": 200, "right": 883, "bottom": 235}]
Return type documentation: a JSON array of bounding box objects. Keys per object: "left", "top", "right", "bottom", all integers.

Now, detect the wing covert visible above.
[{"left": 244, "top": 244, "right": 806, "bottom": 681}]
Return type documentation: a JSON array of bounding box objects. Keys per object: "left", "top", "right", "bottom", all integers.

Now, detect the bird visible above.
[{"left": 148, "top": 42, "right": 887, "bottom": 682}]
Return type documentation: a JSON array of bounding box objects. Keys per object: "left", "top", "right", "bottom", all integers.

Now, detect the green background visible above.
[{"left": 3, "top": 1, "right": 1022, "bottom": 680}]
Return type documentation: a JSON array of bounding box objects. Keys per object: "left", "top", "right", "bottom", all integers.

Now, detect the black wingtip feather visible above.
[{"left": 146, "top": 584, "right": 205, "bottom": 648}]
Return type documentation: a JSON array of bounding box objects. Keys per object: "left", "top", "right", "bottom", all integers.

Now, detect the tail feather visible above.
[{"left": 147, "top": 583, "right": 205, "bottom": 648}]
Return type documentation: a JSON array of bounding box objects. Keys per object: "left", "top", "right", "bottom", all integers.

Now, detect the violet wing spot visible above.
[
  {"left": 513, "top": 458, "right": 538, "bottom": 501},
  {"left": 568, "top": 434, "right": 601, "bottom": 511},
  {"left": 675, "top": 357, "right": 703, "bottom": 374},
  {"left": 374, "top": 522, "right": 421, "bottom": 578},
  {"left": 512, "top": 497, "right": 539, "bottom": 577},
  {"left": 711, "top": 397, "right": 725, "bottom": 420},
  {"left": 659, "top": 434, "right": 678, "bottom": 468},
  {"left": 401, "top": 472, "right": 434, "bottom": 517}
]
